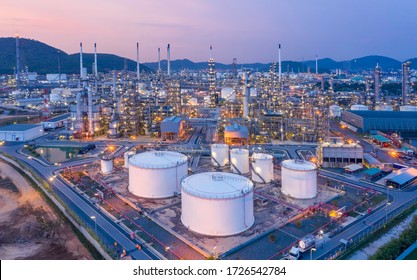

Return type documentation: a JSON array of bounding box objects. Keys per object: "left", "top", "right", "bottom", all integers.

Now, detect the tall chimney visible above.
[
  {"left": 315, "top": 54, "right": 318, "bottom": 74},
  {"left": 278, "top": 44, "right": 282, "bottom": 84},
  {"left": 16, "top": 34, "right": 20, "bottom": 88},
  {"left": 167, "top": 43, "right": 171, "bottom": 77},
  {"left": 94, "top": 43, "right": 98, "bottom": 78},
  {"left": 158, "top": 47, "right": 161, "bottom": 72},
  {"left": 80, "top": 42, "right": 84, "bottom": 87},
  {"left": 136, "top": 42, "right": 140, "bottom": 81}
]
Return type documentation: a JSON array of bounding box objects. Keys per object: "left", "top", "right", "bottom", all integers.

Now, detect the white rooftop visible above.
[
  {"left": 181, "top": 172, "right": 253, "bottom": 199},
  {"left": 129, "top": 151, "right": 187, "bottom": 169},
  {"left": 252, "top": 153, "right": 273, "bottom": 160},
  {"left": 281, "top": 159, "right": 317, "bottom": 171}
]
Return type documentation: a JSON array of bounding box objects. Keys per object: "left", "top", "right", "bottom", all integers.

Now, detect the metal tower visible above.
[
  {"left": 374, "top": 63, "right": 381, "bottom": 105},
  {"left": 208, "top": 45, "right": 217, "bottom": 107},
  {"left": 402, "top": 61, "right": 411, "bottom": 105}
]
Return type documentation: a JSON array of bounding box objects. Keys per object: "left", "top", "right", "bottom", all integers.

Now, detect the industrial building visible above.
[
  {"left": 160, "top": 116, "right": 184, "bottom": 141},
  {"left": 317, "top": 142, "right": 363, "bottom": 168},
  {"left": 224, "top": 123, "right": 248, "bottom": 145},
  {"left": 384, "top": 167, "right": 417, "bottom": 188},
  {"left": 181, "top": 172, "right": 254, "bottom": 236},
  {"left": 342, "top": 110, "right": 417, "bottom": 133},
  {"left": 0, "top": 124, "right": 44, "bottom": 142},
  {"left": 41, "top": 113, "right": 70, "bottom": 130}
]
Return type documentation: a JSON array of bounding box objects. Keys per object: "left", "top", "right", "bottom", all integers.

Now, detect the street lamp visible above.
[
  {"left": 91, "top": 216, "right": 97, "bottom": 235},
  {"left": 385, "top": 185, "right": 392, "bottom": 226},
  {"left": 310, "top": 247, "right": 316, "bottom": 260}
]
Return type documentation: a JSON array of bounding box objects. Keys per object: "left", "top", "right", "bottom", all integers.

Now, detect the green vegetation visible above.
[
  {"left": 369, "top": 215, "right": 417, "bottom": 260},
  {"left": 404, "top": 248, "right": 417, "bottom": 260}
]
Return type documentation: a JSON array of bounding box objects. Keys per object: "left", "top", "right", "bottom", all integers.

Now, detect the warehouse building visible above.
[
  {"left": 342, "top": 110, "right": 417, "bottom": 133},
  {"left": 224, "top": 123, "right": 248, "bottom": 146},
  {"left": 0, "top": 124, "right": 44, "bottom": 142},
  {"left": 41, "top": 113, "right": 70, "bottom": 131},
  {"left": 160, "top": 116, "right": 184, "bottom": 141}
]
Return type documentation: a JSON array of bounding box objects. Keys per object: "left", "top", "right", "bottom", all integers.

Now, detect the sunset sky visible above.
[{"left": 1, "top": 0, "right": 417, "bottom": 63}]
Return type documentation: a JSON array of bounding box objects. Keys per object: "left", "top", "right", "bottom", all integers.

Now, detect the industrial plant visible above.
[{"left": 2, "top": 35, "right": 417, "bottom": 261}]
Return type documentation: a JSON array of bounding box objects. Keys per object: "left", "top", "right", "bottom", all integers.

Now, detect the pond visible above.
[{"left": 35, "top": 146, "right": 81, "bottom": 163}]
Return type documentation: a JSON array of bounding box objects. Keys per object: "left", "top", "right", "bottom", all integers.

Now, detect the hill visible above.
[
  {"left": 0, "top": 37, "right": 151, "bottom": 74},
  {"left": 0, "top": 37, "right": 415, "bottom": 74}
]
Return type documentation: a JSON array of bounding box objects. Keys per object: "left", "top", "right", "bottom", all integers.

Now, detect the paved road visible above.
[{"left": 0, "top": 143, "right": 156, "bottom": 260}]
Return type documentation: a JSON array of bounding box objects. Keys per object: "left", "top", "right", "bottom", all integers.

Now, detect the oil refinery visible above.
[{"left": 2, "top": 36, "right": 417, "bottom": 262}]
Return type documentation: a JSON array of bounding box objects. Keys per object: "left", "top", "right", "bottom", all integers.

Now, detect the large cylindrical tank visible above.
[
  {"left": 251, "top": 153, "right": 274, "bottom": 183},
  {"left": 375, "top": 105, "right": 393, "bottom": 111},
  {"left": 211, "top": 144, "right": 229, "bottom": 167},
  {"left": 329, "top": 105, "right": 341, "bottom": 117},
  {"left": 128, "top": 151, "right": 188, "bottom": 198},
  {"left": 281, "top": 159, "right": 317, "bottom": 199},
  {"left": 124, "top": 151, "right": 135, "bottom": 168},
  {"left": 230, "top": 148, "right": 250, "bottom": 174},
  {"left": 101, "top": 157, "right": 114, "bottom": 174},
  {"left": 181, "top": 172, "right": 254, "bottom": 236}
]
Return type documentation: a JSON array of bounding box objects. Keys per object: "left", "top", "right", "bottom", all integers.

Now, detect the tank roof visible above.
[
  {"left": 230, "top": 148, "right": 249, "bottom": 154},
  {"left": 181, "top": 172, "right": 253, "bottom": 199},
  {"left": 129, "top": 151, "right": 187, "bottom": 169},
  {"left": 252, "top": 153, "right": 273, "bottom": 160},
  {"left": 282, "top": 159, "right": 317, "bottom": 171}
]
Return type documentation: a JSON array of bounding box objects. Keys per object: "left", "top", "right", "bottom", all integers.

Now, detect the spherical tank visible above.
[
  {"left": 181, "top": 172, "right": 254, "bottom": 236},
  {"left": 251, "top": 153, "right": 274, "bottom": 183},
  {"left": 128, "top": 151, "right": 188, "bottom": 198},
  {"left": 281, "top": 159, "right": 317, "bottom": 199},
  {"left": 230, "top": 148, "right": 250, "bottom": 174},
  {"left": 211, "top": 144, "right": 229, "bottom": 167},
  {"left": 101, "top": 157, "right": 113, "bottom": 174},
  {"left": 124, "top": 151, "right": 135, "bottom": 168}
]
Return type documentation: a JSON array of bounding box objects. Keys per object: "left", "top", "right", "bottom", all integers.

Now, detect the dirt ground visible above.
[{"left": 0, "top": 159, "right": 93, "bottom": 260}]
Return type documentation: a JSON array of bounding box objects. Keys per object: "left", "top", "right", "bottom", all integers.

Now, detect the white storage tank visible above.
[
  {"left": 329, "top": 105, "right": 341, "bottom": 117},
  {"left": 281, "top": 159, "right": 317, "bottom": 199},
  {"left": 124, "top": 151, "right": 135, "bottom": 168},
  {"left": 351, "top": 104, "right": 368, "bottom": 111},
  {"left": 211, "top": 144, "right": 229, "bottom": 167},
  {"left": 230, "top": 148, "right": 250, "bottom": 174},
  {"left": 251, "top": 153, "right": 274, "bottom": 183},
  {"left": 128, "top": 151, "right": 188, "bottom": 198},
  {"left": 400, "top": 105, "right": 417, "bottom": 111},
  {"left": 375, "top": 105, "right": 393, "bottom": 111},
  {"left": 181, "top": 172, "right": 254, "bottom": 236},
  {"left": 101, "top": 156, "right": 114, "bottom": 174}
]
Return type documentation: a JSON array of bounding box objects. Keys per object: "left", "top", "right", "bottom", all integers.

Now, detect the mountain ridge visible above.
[{"left": 0, "top": 37, "right": 416, "bottom": 74}]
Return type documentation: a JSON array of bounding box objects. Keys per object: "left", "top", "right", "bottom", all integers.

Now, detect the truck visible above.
[{"left": 288, "top": 234, "right": 316, "bottom": 260}]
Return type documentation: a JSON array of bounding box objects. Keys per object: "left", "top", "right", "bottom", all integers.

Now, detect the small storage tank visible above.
[
  {"left": 128, "top": 151, "right": 188, "bottom": 198},
  {"left": 251, "top": 153, "right": 274, "bottom": 183},
  {"left": 181, "top": 172, "right": 254, "bottom": 236},
  {"left": 281, "top": 159, "right": 317, "bottom": 199},
  {"left": 230, "top": 148, "right": 250, "bottom": 174},
  {"left": 124, "top": 151, "right": 135, "bottom": 168},
  {"left": 329, "top": 105, "right": 341, "bottom": 117},
  {"left": 101, "top": 156, "right": 114, "bottom": 174},
  {"left": 375, "top": 105, "right": 393, "bottom": 111},
  {"left": 351, "top": 104, "right": 368, "bottom": 111},
  {"left": 211, "top": 144, "right": 229, "bottom": 167}
]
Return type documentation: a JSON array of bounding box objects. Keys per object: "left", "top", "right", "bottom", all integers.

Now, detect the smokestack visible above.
[
  {"left": 210, "top": 45, "right": 213, "bottom": 59},
  {"left": 167, "top": 43, "right": 171, "bottom": 77},
  {"left": 278, "top": 44, "right": 282, "bottom": 84},
  {"left": 315, "top": 54, "right": 318, "bottom": 74},
  {"left": 94, "top": 43, "right": 98, "bottom": 78},
  {"left": 80, "top": 42, "right": 84, "bottom": 87},
  {"left": 158, "top": 47, "right": 161, "bottom": 72},
  {"left": 16, "top": 34, "right": 20, "bottom": 88},
  {"left": 136, "top": 42, "right": 140, "bottom": 81},
  {"left": 243, "top": 72, "right": 250, "bottom": 119},
  {"left": 87, "top": 87, "right": 93, "bottom": 135}
]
